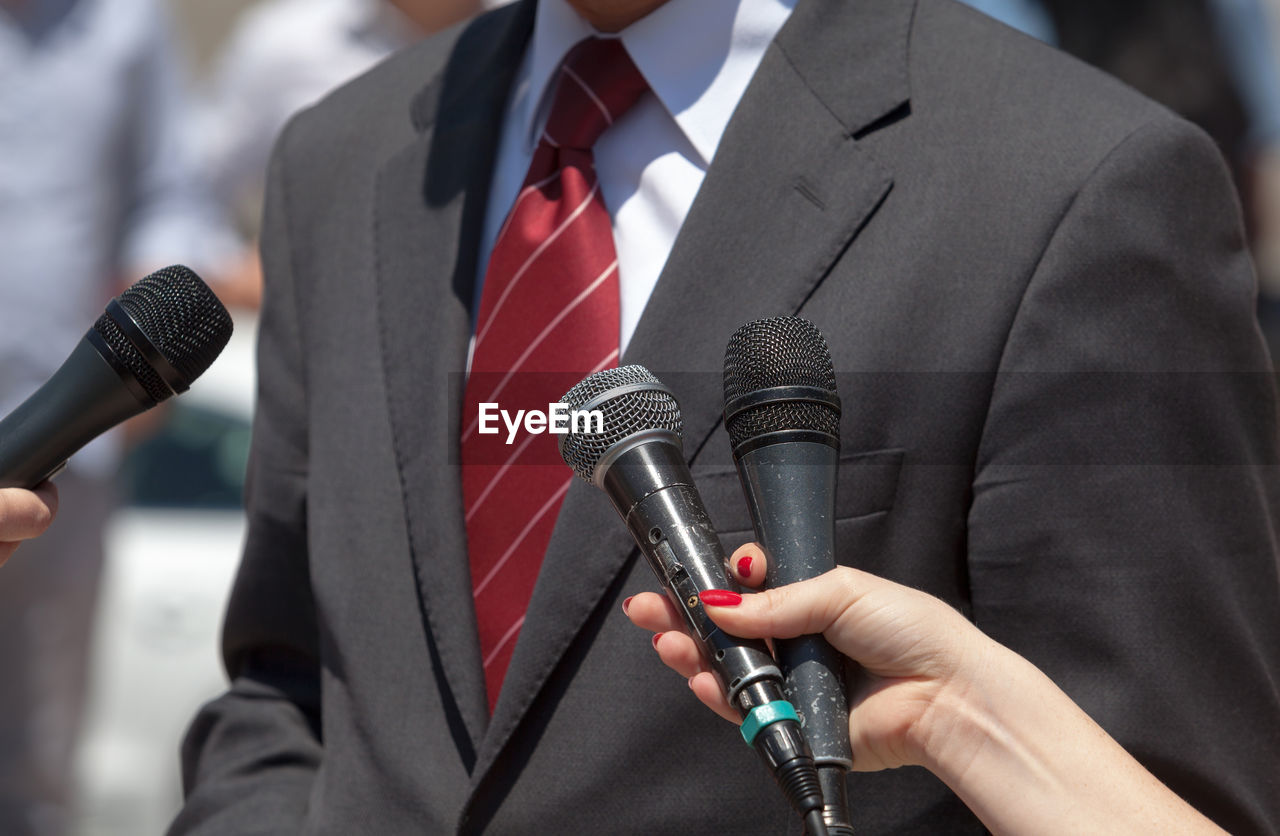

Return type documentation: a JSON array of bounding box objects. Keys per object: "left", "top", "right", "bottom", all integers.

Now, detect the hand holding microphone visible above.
[
  {"left": 629, "top": 552, "right": 976, "bottom": 771},
  {"left": 628, "top": 558, "right": 1228, "bottom": 835},
  {"left": 0, "top": 265, "right": 231, "bottom": 565}
]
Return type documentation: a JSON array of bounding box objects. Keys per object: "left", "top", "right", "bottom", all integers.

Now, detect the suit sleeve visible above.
[
  {"left": 170, "top": 114, "right": 322, "bottom": 834},
  {"left": 967, "top": 114, "right": 1280, "bottom": 835}
]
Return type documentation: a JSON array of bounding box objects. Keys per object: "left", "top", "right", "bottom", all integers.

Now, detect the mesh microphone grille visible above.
[
  {"left": 723, "top": 317, "right": 839, "bottom": 447},
  {"left": 558, "top": 365, "right": 683, "bottom": 482},
  {"left": 92, "top": 312, "right": 171, "bottom": 403},
  {"left": 114, "top": 265, "right": 233, "bottom": 385},
  {"left": 90, "top": 265, "right": 232, "bottom": 404}
]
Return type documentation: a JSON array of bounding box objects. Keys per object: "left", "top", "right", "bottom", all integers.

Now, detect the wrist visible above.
[{"left": 904, "top": 631, "right": 1008, "bottom": 776}]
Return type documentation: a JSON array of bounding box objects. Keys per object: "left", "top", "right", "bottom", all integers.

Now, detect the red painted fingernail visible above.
[
  {"left": 622, "top": 596, "right": 634, "bottom": 615},
  {"left": 699, "top": 589, "right": 743, "bottom": 607},
  {"left": 736, "top": 556, "right": 753, "bottom": 578},
  {"left": 652, "top": 632, "right": 663, "bottom": 648}
]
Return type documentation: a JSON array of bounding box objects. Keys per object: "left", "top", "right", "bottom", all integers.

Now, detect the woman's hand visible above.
[
  {"left": 624, "top": 543, "right": 1225, "bottom": 834},
  {"left": 0, "top": 482, "right": 59, "bottom": 566},
  {"left": 623, "top": 543, "right": 992, "bottom": 772}
]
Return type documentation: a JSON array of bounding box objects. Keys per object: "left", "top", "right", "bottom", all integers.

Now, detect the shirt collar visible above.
[{"left": 523, "top": 0, "right": 797, "bottom": 166}]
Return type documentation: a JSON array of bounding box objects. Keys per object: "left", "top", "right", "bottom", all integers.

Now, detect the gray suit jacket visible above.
[{"left": 174, "top": 1, "right": 1280, "bottom": 833}]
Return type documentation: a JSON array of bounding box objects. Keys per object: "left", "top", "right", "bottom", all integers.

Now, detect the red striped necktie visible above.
[{"left": 461, "top": 38, "right": 648, "bottom": 712}]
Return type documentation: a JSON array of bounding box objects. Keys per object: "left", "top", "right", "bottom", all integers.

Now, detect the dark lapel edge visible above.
[
  {"left": 373, "top": 0, "right": 537, "bottom": 767},
  {"left": 464, "top": 0, "right": 918, "bottom": 801}
]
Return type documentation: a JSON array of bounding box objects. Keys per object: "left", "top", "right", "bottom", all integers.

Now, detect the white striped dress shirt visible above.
[{"left": 477, "top": 0, "right": 798, "bottom": 356}]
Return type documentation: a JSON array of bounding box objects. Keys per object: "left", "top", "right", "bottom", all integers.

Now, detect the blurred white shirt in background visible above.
[
  {"left": 0, "top": 0, "right": 234, "bottom": 474},
  {"left": 197, "top": 0, "right": 426, "bottom": 220}
]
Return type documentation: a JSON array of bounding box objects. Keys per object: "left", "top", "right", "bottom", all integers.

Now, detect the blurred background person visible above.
[
  {"left": 0, "top": 2, "right": 500, "bottom": 834},
  {"left": 195, "top": 0, "right": 506, "bottom": 309},
  {"left": 958, "top": 0, "right": 1055, "bottom": 42},
  {"left": 0, "top": 0, "right": 236, "bottom": 833}
]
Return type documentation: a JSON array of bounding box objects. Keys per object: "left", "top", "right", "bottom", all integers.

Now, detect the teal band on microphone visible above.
[{"left": 740, "top": 700, "right": 799, "bottom": 746}]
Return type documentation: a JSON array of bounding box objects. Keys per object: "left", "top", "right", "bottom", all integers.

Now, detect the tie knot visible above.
[{"left": 542, "top": 38, "right": 648, "bottom": 151}]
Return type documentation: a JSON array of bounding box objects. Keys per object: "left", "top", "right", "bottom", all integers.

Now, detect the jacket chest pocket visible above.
[{"left": 692, "top": 448, "right": 905, "bottom": 562}]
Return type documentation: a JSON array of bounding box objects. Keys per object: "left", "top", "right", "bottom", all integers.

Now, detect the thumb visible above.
[
  {"left": 0, "top": 483, "right": 59, "bottom": 542},
  {"left": 700, "top": 567, "right": 972, "bottom": 680},
  {"left": 700, "top": 567, "right": 867, "bottom": 642}
]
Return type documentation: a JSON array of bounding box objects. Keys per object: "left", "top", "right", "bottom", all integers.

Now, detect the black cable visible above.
[
  {"left": 750, "top": 719, "right": 826, "bottom": 831},
  {"left": 804, "top": 808, "right": 831, "bottom": 836}
]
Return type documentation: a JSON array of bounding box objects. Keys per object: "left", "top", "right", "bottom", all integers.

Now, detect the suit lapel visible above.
[
  {"left": 374, "top": 1, "right": 536, "bottom": 767},
  {"left": 466, "top": 0, "right": 916, "bottom": 798}
]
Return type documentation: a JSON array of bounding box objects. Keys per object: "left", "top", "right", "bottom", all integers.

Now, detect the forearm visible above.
[{"left": 917, "top": 640, "right": 1224, "bottom": 836}]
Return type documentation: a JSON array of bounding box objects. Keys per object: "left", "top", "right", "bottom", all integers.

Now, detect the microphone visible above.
[
  {"left": 0, "top": 265, "right": 233, "bottom": 489},
  {"left": 723, "top": 317, "right": 853, "bottom": 836},
  {"left": 558, "top": 366, "right": 828, "bottom": 836}
]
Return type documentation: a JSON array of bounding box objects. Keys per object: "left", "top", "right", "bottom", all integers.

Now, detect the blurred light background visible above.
[
  {"left": 2, "top": 1, "right": 1280, "bottom": 835},
  {"left": 2, "top": 2, "right": 499, "bottom": 834}
]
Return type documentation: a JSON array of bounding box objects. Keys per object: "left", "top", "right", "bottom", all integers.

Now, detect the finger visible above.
[
  {"left": 623, "top": 591, "right": 689, "bottom": 634},
  {"left": 699, "top": 568, "right": 864, "bottom": 640},
  {"left": 700, "top": 566, "right": 928, "bottom": 659},
  {"left": 32, "top": 481, "right": 59, "bottom": 519},
  {"left": 701, "top": 568, "right": 974, "bottom": 680},
  {"left": 625, "top": 590, "right": 757, "bottom": 726},
  {"left": 688, "top": 671, "right": 740, "bottom": 724},
  {"left": 0, "top": 542, "right": 18, "bottom": 567},
  {"left": 0, "top": 484, "right": 59, "bottom": 541},
  {"left": 624, "top": 593, "right": 720, "bottom": 676},
  {"left": 651, "top": 630, "right": 706, "bottom": 680},
  {"left": 651, "top": 632, "right": 743, "bottom": 723},
  {"left": 728, "top": 542, "right": 767, "bottom": 588}
]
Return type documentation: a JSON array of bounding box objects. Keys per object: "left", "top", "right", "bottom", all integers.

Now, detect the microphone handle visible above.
[
  {"left": 738, "top": 439, "right": 854, "bottom": 834},
  {"left": 603, "top": 441, "right": 783, "bottom": 702},
  {"left": 602, "top": 440, "right": 829, "bottom": 830},
  {"left": 0, "top": 334, "right": 152, "bottom": 489}
]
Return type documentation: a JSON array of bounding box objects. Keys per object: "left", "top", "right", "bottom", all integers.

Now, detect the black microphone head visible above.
[
  {"left": 723, "top": 317, "right": 840, "bottom": 450},
  {"left": 558, "top": 365, "right": 683, "bottom": 483},
  {"left": 91, "top": 265, "right": 233, "bottom": 402}
]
